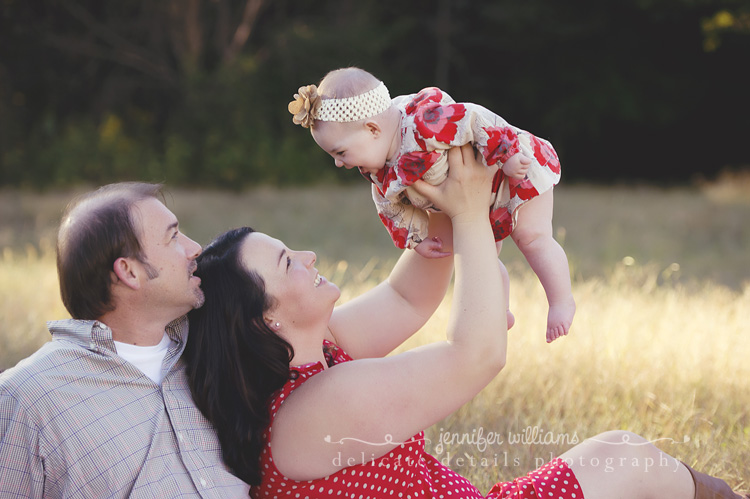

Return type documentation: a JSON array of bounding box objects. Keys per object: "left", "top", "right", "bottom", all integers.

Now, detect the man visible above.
[{"left": 0, "top": 183, "right": 249, "bottom": 497}]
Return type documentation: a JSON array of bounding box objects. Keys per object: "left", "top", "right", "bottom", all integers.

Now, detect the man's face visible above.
[{"left": 131, "top": 198, "right": 204, "bottom": 317}]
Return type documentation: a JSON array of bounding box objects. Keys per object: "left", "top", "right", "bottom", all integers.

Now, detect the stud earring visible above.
[{"left": 274, "top": 322, "right": 280, "bottom": 328}]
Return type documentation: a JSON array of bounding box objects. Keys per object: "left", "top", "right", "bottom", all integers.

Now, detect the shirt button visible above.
[
  {"left": 199, "top": 478, "right": 207, "bottom": 487},
  {"left": 177, "top": 432, "right": 183, "bottom": 442}
]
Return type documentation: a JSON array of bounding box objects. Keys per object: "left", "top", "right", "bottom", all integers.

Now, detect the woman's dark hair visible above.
[
  {"left": 184, "top": 227, "right": 294, "bottom": 486},
  {"left": 56, "top": 182, "right": 162, "bottom": 320}
]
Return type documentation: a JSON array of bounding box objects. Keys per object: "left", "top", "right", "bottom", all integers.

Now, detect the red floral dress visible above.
[
  {"left": 251, "top": 342, "right": 583, "bottom": 499},
  {"left": 364, "top": 87, "right": 562, "bottom": 249}
]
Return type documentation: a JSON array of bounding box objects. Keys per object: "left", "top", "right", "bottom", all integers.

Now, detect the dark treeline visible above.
[{"left": 0, "top": 0, "right": 748, "bottom": 188}]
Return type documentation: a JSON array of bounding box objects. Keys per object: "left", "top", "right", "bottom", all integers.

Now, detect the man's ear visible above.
[
  {"left": 365, "top": 120, "right": 382, "bottom": 137},
  {"left": 113, "top": 257, "right": 141, "bottom": 290}
]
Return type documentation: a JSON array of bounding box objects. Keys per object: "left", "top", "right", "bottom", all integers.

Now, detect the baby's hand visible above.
[
  {"left": 413, "top": 237, "right": 452, "bottom": 259},
  {"left": 502, "top": 153, "right": 532, "bottom": 179}
]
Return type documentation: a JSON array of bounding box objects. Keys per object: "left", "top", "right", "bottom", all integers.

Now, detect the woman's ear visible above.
[
  {"left": 264, "top": 317, "right": 281, "bottom": 330},
  {"left": 113, "top": 257, "right": 141, "bottom": 290}
]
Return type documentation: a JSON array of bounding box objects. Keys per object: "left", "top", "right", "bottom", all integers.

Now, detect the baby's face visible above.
[{"left": 312, "top": 121, "right": 389, "bottom": 176}]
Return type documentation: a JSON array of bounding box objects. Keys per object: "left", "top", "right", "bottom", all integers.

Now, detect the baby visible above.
[{"left": 288, "top": 67, "right": 574, "bottom": 342}]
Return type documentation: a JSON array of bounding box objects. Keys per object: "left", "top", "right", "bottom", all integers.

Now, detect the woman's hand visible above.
[{"left": 410, "top": 144, "right": 498, "bottom": 223}]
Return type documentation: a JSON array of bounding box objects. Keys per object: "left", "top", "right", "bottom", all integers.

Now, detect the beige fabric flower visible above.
[{"left": 288, "top": 85, "right": 322, "bottom": 128}]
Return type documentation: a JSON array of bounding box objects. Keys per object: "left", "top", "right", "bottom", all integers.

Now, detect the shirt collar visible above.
[
  {"left": 47, "top": 319, "right": 115, "bottom": 354},
  {"left": 46, "top": 315, "right": 189, "bottom": 356}
]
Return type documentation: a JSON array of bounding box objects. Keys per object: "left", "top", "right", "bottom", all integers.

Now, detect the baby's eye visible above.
[{"left": 286, "top": 256, "right": 291, "bottom": 269}]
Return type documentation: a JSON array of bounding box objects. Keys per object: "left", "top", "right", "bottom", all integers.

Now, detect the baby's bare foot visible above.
[{"left": 546, "top": 298, "right": 576, "bottom": 343}]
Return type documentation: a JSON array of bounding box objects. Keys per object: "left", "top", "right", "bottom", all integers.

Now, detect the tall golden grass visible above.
[
  {"left": 1, "top": 178, "right": 748, "bottom": 491},
  {"left": 0, "top": 244, "right": 68, "bottom": 368},
  {"left": 408, "top": 265, "right": 750, "bottom": 491}
]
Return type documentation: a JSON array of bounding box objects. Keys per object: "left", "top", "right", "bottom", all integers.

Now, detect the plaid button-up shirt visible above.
[{"left": 0, "top": 317, "right": 249, "bottom": 498}]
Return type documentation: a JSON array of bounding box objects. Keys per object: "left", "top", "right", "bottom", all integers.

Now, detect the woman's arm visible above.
[
  {"left": 272, "top": 145, "right": 507, "bottom": 480},
  {"left": 326, "top": 209, "right": 453, "bottom": 359}
]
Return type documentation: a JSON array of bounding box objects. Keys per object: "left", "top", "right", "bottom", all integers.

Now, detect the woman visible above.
[{"left": 185, "top": 146, "right": 745, "bottom": 498}]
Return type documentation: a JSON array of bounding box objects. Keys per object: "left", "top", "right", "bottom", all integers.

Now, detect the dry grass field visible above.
[{"left": 1, "top": 173, "right": 749, "bottom": 491}]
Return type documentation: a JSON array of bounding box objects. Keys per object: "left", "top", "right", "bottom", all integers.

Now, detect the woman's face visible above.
[{"left": 239, "top": 232, "right": 340, "bottom": 326}]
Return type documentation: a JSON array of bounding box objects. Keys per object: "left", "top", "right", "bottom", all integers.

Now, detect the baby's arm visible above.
[
  {"left": 412, "top": 95, "right": 556, "bottom": 179},
  {"left": 501, "top": 152, "right": 532, "bottom": 179},
  {"left": 410, "top": 98, "right": 520, "bottom": 171},
  {"left": 413, "top": 236, "right": 451, "bottom": 259},
  {"left": 371, "top": 184, "right": 431, "bottom": 251},
  {"left": 407, "top": 89, "right": 559, "bottom": 179},
  {"left": 458, "top": 102, "right": 561, "bottom": 179}
]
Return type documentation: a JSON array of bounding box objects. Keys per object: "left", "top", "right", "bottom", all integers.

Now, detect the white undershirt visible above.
[{"left": 114, "top": 332, "right": 174, "bottom": 384}]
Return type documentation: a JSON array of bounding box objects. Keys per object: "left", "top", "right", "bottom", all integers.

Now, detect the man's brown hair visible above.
[{"left": 56, "top": 182, "right": 163, "bottom": 319}]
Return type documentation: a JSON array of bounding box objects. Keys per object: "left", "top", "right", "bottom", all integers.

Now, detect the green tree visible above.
[{"left": 1, "top": 0, "right": 747, "bottom": 187}]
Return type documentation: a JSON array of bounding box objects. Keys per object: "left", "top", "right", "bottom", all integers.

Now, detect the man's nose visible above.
[{"left": 183, "top": 234, "right": 202, "bottom": 258}]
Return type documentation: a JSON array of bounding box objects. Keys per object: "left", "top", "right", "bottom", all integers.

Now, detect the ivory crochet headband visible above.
[{"left": 288, "top": 82, "right": 391, "bottom": 128}]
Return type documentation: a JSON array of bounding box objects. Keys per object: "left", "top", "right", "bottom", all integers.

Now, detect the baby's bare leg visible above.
[
  {"left": 510, "top": 188, "right": 575, "bottom": 342},
  {"left": 496, "top": 240, "right": 514, "bottom": 330}
]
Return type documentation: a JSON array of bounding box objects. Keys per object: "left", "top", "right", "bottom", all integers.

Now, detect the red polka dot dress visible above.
[
  {"left": 251, "top": 342, "right": 583, "bottom": 499},
  {"left": 486, "top": 459, "right": 583, "bottom": 498}
]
